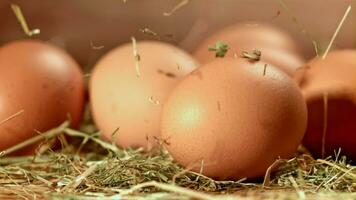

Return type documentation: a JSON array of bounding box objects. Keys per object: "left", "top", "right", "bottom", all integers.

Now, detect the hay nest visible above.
[{"left": 0, "top": 119, "right": 355, "bottom": 200}]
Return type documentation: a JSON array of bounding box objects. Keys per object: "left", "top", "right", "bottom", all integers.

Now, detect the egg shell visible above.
[
  {"left": 90, "top": 41, "right": 198, "bottom": 149},
  {"left": 0, "top": 40, "right": 85, "bottom": 154},
  {"left": 193, "top": 23, "right": 305, "bottom": 76},
  {"left": 294, "top": 50, "right": 356, "bottom": 161},
  {"left": 161, "top": 58, "right": 307, "bottom": 180}
]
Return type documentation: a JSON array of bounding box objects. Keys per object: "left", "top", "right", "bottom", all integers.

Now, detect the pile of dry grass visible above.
[
  {"left": 0, "top": 119, "right": 355, "bottom": 200},
  {"left": 1, "top": 2, "right": 355, "bottom": 199}
]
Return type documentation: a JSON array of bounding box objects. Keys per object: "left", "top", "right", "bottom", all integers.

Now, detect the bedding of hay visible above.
[
  {"left": 2, "top": 1, "right": 355, "bottom": 199},
  {"left": 0, "top": 117, "right": 355, "bottom": 200}
]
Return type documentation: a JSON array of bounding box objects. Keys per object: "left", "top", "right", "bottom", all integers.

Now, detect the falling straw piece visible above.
[
  {"left": 111, "top": 127, "right": 120, "bottom": 146},
  {"left": 263, "top": 64, "right": 268, "bottom": 76},
  {"left": 148, "top": 96, "right": 160, "bottom": 105},
  {"left": 10, "top": 4, "right": 40, "bottom": 37},
  {"left": 312, "top": 41, "right": 321, "bottom": 57},
  {"left": 0, "top": 110, "right": 24, "bottom": 126},
  {"left": 276, "top": 0, "right": 319, "bottom": 56},
  {"left": 195, "top": 160, "right": 205, "bottom": 182},
  {"left": 89, "top": 40, "right": 104, "bottom": 50},
  {"left": 131, "top": 37, "right": 141, "bottom": 78},
  {"left": 163, "top": 0, "right": 189, "bottom": 16},
  {"left": 139, "top": 27, "right": 161, "bottom": 39},
  {"left": 321, "top": 92, "right": 328, "bottom": 158},
  {"left": 322, "top": 5, "right": 352, "bottom": 59}
]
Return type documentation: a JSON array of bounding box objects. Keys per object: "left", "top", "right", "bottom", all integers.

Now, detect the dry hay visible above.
[{"left": 0, "top": 119, "right": 355, "bottom": 200}]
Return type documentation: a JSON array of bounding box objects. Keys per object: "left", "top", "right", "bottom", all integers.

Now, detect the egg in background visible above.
[
  {"left": 90, "top": 41, "right": 198, "bottom": 149},
  {"left": 294, "top": 50, "right": 356, "bottom": 162},
  {"left": 193, "top": 23, "right": 305, "bottom": 76},
  {"left": 0, "top": 40, "right": 85, "bottom": 154}
]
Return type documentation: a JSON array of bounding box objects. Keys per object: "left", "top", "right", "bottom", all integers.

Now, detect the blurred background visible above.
[{"left": 0, "top": 0, "right": 355, "bottom": 71}]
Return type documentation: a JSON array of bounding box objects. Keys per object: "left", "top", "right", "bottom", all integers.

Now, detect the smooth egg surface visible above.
[
  {"left": 0, "top": 40, "right": 85, "bottom": 154},
  {"left": 90, "top": 41, "right": 198, "bottom": 149},
  {"left": 161, "top": 58, "right": 307, "bottom": 180}
]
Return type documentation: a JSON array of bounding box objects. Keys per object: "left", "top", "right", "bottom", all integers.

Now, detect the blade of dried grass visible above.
[
  {"left": 322, "top": 5, "right": 352, "bottom": 59},
  {"left": 0, "top": 121, "right": 69, "bottom": 157}
]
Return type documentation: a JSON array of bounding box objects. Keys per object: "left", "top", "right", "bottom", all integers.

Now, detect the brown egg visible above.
[
  {"left": 193, "top": 23, "right": 305, "bottom": 76},
  {"left": 294, "top": 50, "right": 356, "bottom": 161},
  {"left": 161, "top": 58, "right": 307, "bottom": 180},
  {"left": 90, "top": 41, "right": 198, "bottom": 149},
  {"left": 0, "top": 40, "right": 85, "bottom": 154}
]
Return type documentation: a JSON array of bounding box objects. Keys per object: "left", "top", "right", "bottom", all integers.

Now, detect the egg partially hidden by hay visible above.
[
  {"left": 90, "top": 41, "right": 198, "bottom": 149},
  {"left": 0, "top": 40, "right": 85, "bottom": 154},
  {"left": 161, "top": 58, "right": 307, "bottom": 180},
  {"left": 294, "top": 50, "right": 356, "bottom": 161},
  {"left": 193, "top": 23, "right": 305, "bottom": 76}
]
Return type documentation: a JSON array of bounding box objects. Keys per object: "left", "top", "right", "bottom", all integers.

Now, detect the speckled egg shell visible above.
[
  {"left": 161, "top": 58, "right": 307, "bottom": 180},
  {"left": 90, "top": 41, "right": 198, "bottom": 149},
  {"left": 0, "top": 40, "right": 85, "bottom": 154}
]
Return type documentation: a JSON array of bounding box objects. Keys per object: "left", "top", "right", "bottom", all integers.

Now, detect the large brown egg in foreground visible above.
[
  {"left": 90, "top": 41, "right": 198, "bottom": 149},
  {"left": 193, "top": 23, "right": 305, "bottom": 76},
  {"left": 161, "top": 58, "right": 307, "bottom": 180},
  {"left": 294, "top": 50, "right": 356, "bottom": 161},
  {"left": 0, "top": 40, "right": 85, "bottom": 154}
]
